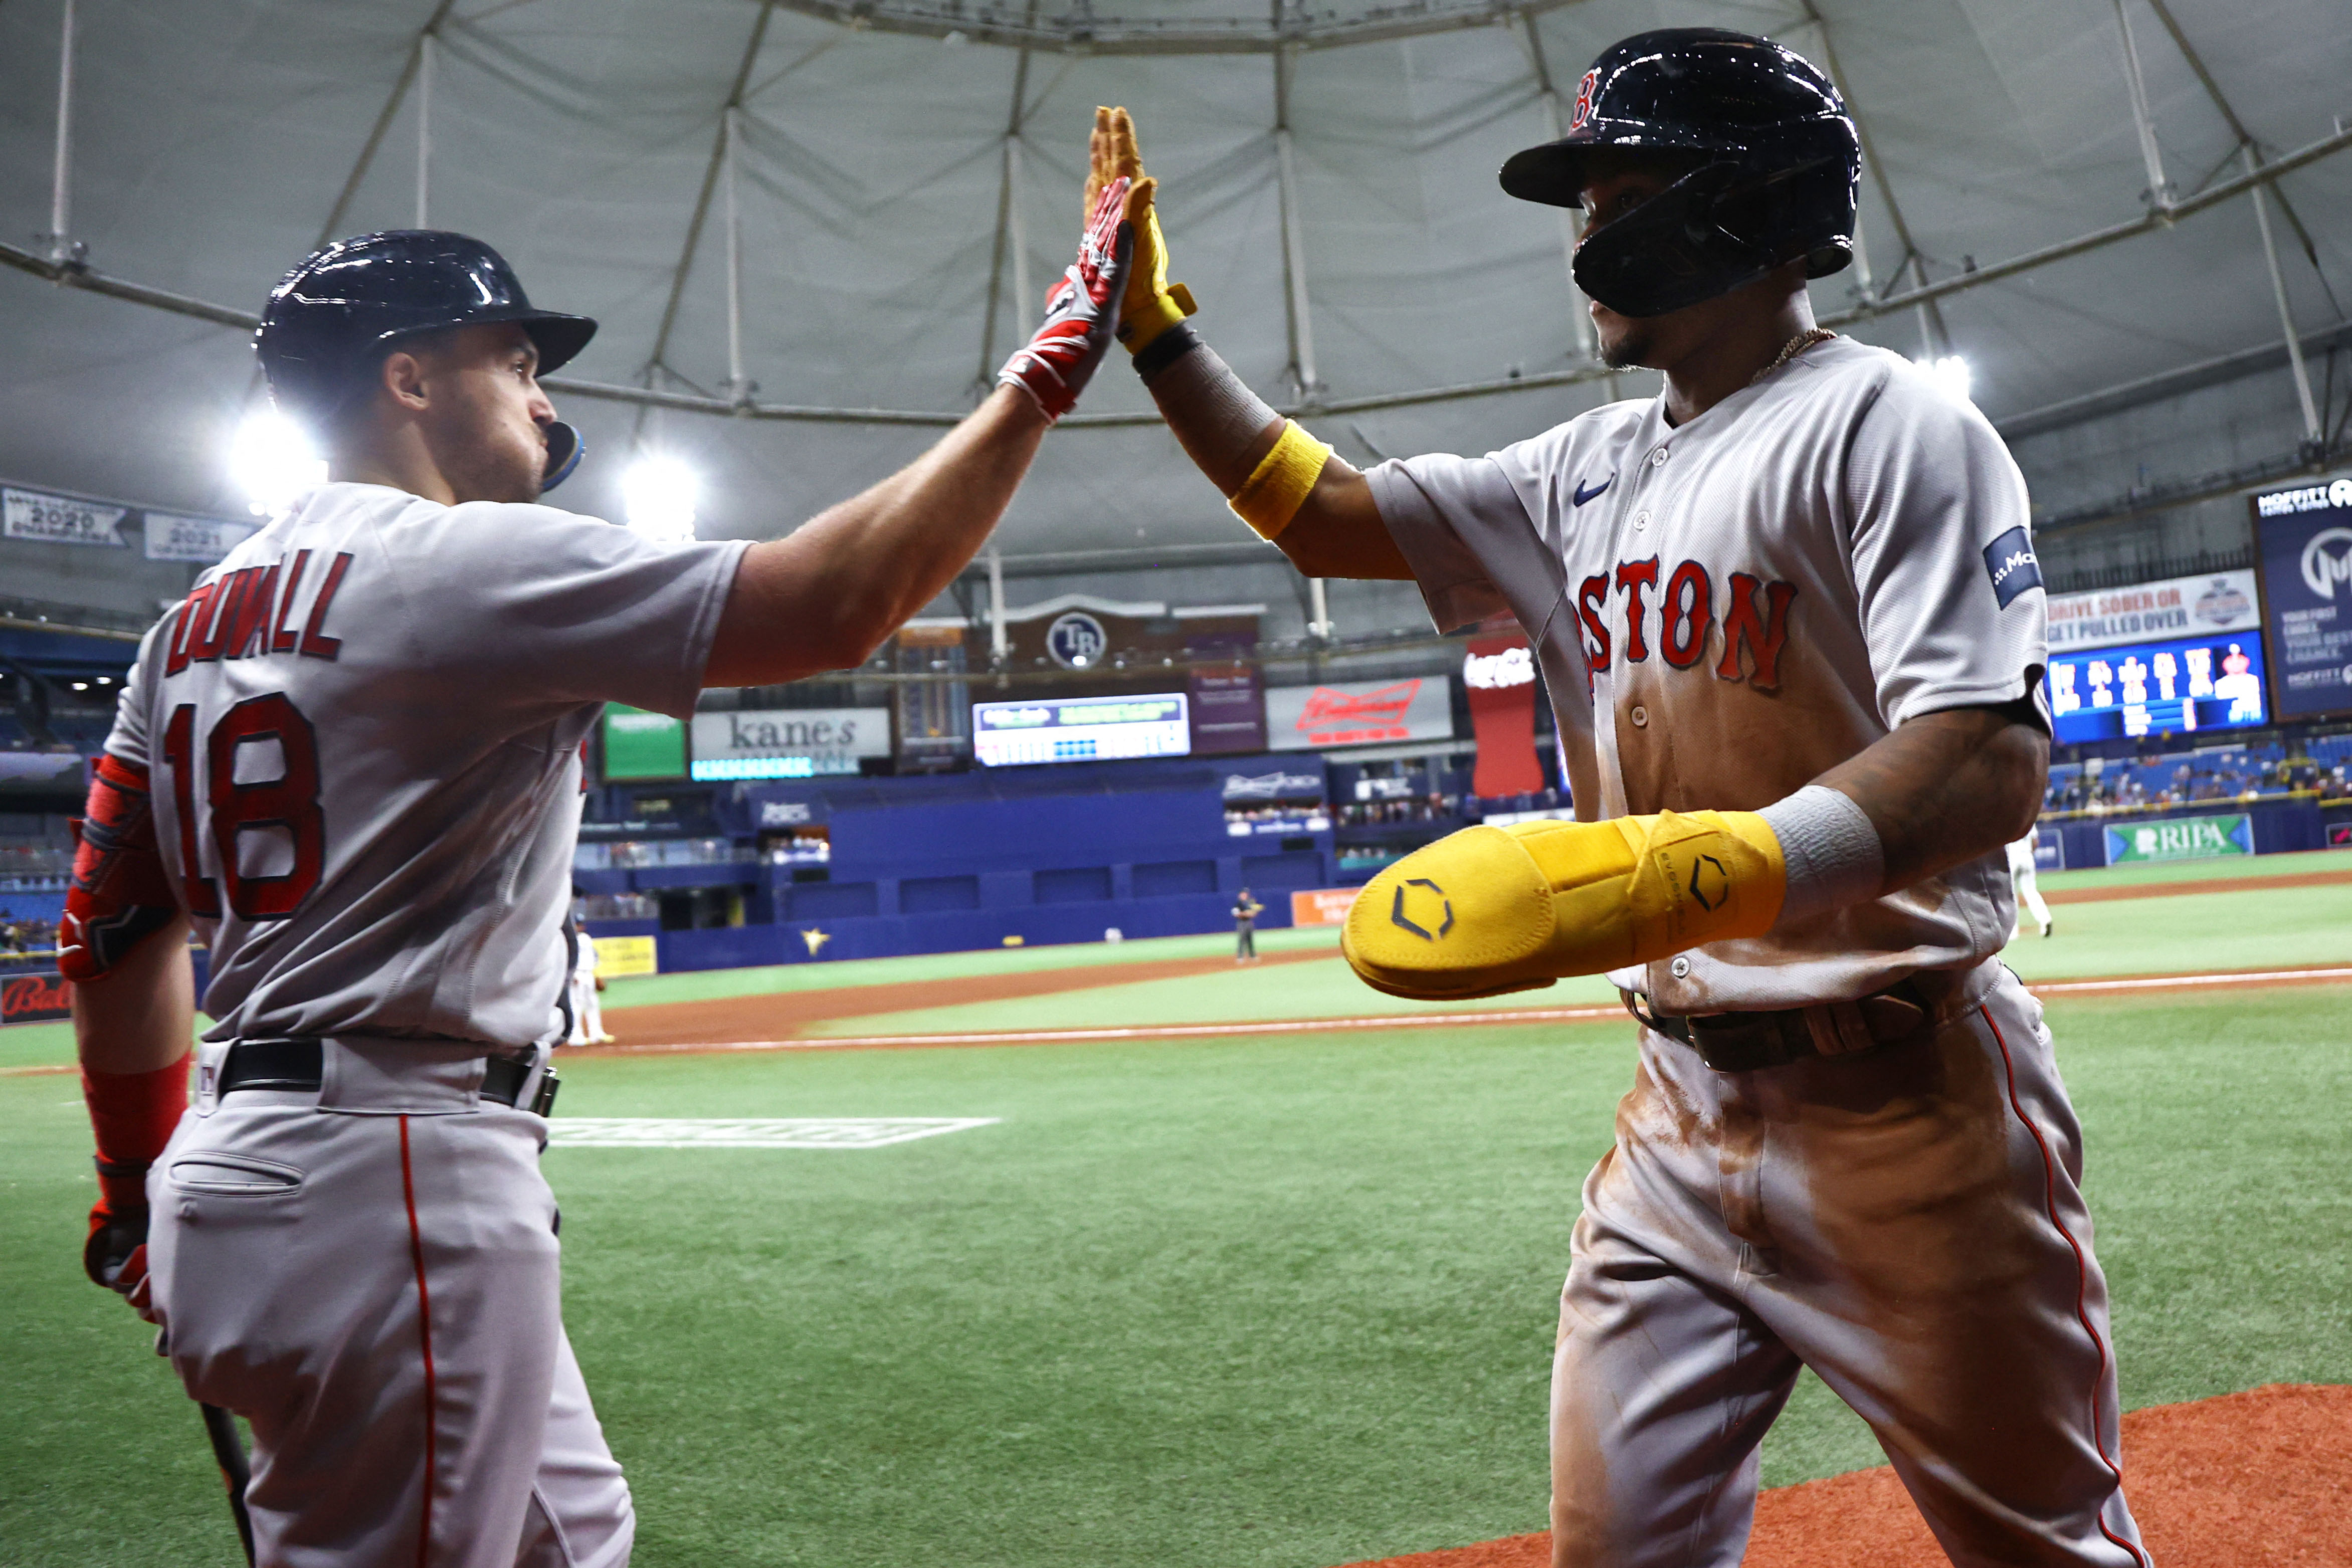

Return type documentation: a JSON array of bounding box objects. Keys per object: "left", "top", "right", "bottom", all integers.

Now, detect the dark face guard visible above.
[
  {"left": 540, "top": 421, "right": 584, "bottom": 491},
  {"left": 1573, "top": 156, "right": 1847, "bottom": 318}
]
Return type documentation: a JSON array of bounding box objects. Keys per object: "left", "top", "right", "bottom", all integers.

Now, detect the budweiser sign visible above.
[
  {"left": 1266, "top": 677, "right": 1452, "bottom": 751},
  {"left": 1, "top": 970, "right": 73, "bottom": 1026}
]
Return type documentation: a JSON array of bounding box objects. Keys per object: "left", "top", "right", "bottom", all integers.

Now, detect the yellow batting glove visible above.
[
  {"left": 1087, "top": 106, "right": 1196, "bottom": 354},
  {"left": 1340, "top": 812, "right": 1788, "bottom": 1001}
]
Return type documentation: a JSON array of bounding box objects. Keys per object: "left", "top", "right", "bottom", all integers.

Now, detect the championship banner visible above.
[
  {"left": 1463, "top": 632, "right": 1544, "bottom": 798},
  {"left": 4, "top": 486, "right": 127, "bottom": 548},
  {"left": 2252, "top": 478, "right": 2352, "bottom": 719},
  {"left": 689, "top": 708, "right": 890, "bottom": 780},
  {"left": 591, "top": 935, "right": 658, "bottom": 978},
  {"left": 0, "top": 970, "right": 72, "bottom": 1026},
  {"left": 2044, "top": 568, "right": 2260, "bottom": 653},
  {"left": 144, "top": 511, "right": 260, "bottom": 564},
  {"left": 2102, "top": 814, "right": 2251, "bottom": 866},
  {"left": 1289, "top": 888, "right": 1357, "bottom": 927},
  {"left": 1264, "top": 677, "right": 1452, "bottom": 751}
]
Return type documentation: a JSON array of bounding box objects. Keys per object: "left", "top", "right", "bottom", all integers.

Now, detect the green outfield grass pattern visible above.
[{"left": 3, "top": 988, "right": 2347, "bottom": 1565}]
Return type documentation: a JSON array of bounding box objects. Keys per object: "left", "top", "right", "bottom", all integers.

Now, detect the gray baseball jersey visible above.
[
  {"left": 104, "top": 481, "right": 746, "bottom": 1048},
  {"left": 1367, "top": 335, "right": 2045, "bottom": 1013}
]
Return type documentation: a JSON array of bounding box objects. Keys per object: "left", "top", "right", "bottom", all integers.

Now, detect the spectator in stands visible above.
[{"left": 1232, "top": 888, "right": 1264, "bottom": 963}]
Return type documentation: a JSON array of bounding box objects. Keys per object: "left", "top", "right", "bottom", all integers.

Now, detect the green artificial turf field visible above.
[{"left": 5, "top": 984, "right": 2347, "bottom": 1567}]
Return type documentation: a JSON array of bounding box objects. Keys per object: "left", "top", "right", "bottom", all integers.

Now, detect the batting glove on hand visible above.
[
  {"left": 1087, "top": 107, "right": 1195, "bottom": 355},
  {"left": 1341, "top": 811, "right": 1788, "bottom": 1000},
  {"left": 998, "top": 175, "right": 1134, "bottom": 424},
  {"left": 85, "top": 1168, "right": 158, "bottom": 1321}
]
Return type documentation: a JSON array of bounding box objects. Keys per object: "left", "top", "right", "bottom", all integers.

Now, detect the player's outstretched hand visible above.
[
  {"left": 1340, "top": 812, "right": 1789, "bottom": 1000},
  {"left": 997, "top": 173, "right": 1134, "bottom": 423},
  {"left": 1087, "top": 106, "right": 1195, "bottom": 355}
]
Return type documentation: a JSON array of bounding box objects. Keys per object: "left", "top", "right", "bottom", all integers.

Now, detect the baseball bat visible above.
[{"left": 199, "top": 1403, "right": 255, "bottom": 1566}]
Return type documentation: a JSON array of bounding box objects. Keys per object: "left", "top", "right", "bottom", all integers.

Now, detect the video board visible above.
[
  {"left": 2042, "top": 631, "right": 2269, "bottom": 744},
  {"left": 971, "top": 693, "right": 1191, "bottom": 767}
]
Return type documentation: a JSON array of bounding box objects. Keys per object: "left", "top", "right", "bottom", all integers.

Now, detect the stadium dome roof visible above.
[{"left": 1, "top": 0, "right": 2346, "bottom": 568}]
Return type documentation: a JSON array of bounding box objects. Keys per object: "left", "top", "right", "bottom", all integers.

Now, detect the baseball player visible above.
[
  {"left": 566, "top": 917, "right": 614, "bottom": 1046},
  {"left": 1095, "top": 26, "right": 2144, "bottom": 1567},
  {"left": 2009, "top": 831, "right": 2055, "bottom": 938},
  {"left": 66, "top": 188, "right": 1132, "bottom": 1566},
  {"left": 1232, "top": 886, "right": 1264, "bottom": 962}
]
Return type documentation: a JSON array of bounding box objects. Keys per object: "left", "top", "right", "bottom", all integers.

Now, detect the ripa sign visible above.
[
  {"left": 2102, "top": 813, "right": 2251, "bottom": 865},
  {"left": 690, "top": 708, "right": 890, "bottom": 780}
]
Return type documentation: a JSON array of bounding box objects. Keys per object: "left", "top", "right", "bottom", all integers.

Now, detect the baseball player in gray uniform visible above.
[
  {"left": 66, "top": 186, "right": 1132, "bottom": 1564},
  {"left": 1094, "top": 26, "right": 2145, "bottom": 1568}
]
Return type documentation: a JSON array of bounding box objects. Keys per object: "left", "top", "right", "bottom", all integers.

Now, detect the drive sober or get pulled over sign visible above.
[{"left": 2254, "top": 478, "right": 2352, "bottom": 719}]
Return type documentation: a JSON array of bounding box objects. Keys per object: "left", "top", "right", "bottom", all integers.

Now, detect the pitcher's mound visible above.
[{"left": 1338, "top": 1383, "right": 2351, "bottom": 1567}]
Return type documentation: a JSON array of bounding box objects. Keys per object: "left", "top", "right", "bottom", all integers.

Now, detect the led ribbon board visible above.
[
  {"left": 971, "top": 693, "right": 1191, "bottom": 767},
  {"left": 2043, "top": 630, "right": 2270, "bottom": 744}
]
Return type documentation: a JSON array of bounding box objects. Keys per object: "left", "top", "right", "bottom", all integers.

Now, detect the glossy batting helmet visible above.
[
  {"left": 255, "top": 230, "right": 597, "bottom": 488},
  {"left": 1499, "top": 29, "right": 1860, "bottom": 318}
]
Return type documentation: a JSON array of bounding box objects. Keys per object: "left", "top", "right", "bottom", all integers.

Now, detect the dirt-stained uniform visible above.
[
  {"left": 108, "top": 482, "right": 747, "bottom": 1565},
  {"left": 1366, "top": 336, "right": 2148, "bottom": 1566}
]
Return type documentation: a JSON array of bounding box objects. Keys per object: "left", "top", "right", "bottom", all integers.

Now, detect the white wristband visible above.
[{"left": 1757, "top": 784, "right": 1883, "bottom": 926}]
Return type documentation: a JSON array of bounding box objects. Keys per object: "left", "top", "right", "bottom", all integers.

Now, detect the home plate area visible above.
[{"left": 545, "top": 1117, "right": 1000, "bottom": 1149}]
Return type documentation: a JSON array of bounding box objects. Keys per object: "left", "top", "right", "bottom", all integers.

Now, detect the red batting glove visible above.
[{"left": 998, "top": 176, "right": 1134, "bottom": 423}]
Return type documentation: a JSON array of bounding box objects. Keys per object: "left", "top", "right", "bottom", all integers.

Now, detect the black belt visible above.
[
  {"left": 1626, "top": 981, "right": 1933, "bottom": 1074},
  {"left": 219, "top": 1039, "right": 559, "bottom": 1115}
]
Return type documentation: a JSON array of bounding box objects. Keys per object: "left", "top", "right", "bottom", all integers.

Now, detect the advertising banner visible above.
[
  {"left": 1264, "top": 677, "right": 1453, "bottom": 751},
  {"left": 1186, "top": 634, "right": 1266, "bottom": 756},
  {"left": 971, "top": 693, "right": 1190, "bottom": 766},
  {"left": 4, "top": 486, "right": 126, "bottom": 547},
  {"left": 1463, "top": 632, "right": 1544, "bottom": 798},
  {"left": 2254, "top": 478, "right": 2352, "bottom": 718},
  {"left": 591, "top": 935, "right": 658, "bottom": 978},
  {"left": 601, "top": 705, "right": 688, "bottom": 781},
  {"left": 1289, "top": 888, "right": 1357, "bottom": 927},
  {"left": 689, "top": 708, "right": 889, "bottom": 780},
  {"left": 2102, "top": 813, "right": 2251, "bottom": 866},
  {"left": 1, "top": 970, "right": 72, "bottom": 1026},
  {"left": 1221, "top": 767, "right": 1325, "bottom": 804},
  {"left": 2044, "top": 568, "right": 2260, "bottom": 653},
  {"left": 144, "top": 511, "right": 260, "bottom": 564}
]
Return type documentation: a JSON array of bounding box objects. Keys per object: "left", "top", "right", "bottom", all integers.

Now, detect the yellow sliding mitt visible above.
[
  {"left": 1340, "top": 812, "right": 1788, "bottom": 1001},
  {"left": 1087, "top": 106, "right": 1196, "bottom": 354}
]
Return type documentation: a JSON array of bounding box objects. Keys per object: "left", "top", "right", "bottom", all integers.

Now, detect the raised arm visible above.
[
  {"left": 704, "top": 172, "right": 1135, "bottom": 688},
  {"left": 1091, "top": 108, "right": 1413, "bottom": 582}
]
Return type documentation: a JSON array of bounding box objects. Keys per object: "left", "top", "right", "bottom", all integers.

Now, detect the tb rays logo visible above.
[
  {"left": 1045, "top": 611, "right": 1107, "bottom": 669},
  {"left": 1570, "top": 68, "right": 1600, "bottom": 131},
  {"left": 2299, "top": 527, "right": 2352, "bottom": 601}
]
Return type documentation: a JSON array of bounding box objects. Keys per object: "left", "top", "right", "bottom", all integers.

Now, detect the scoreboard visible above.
[
  {"left": 972, "top": 693, "right": 1191, "bottom": 767},
  {"left": 2042, "top": 630, "right": 2269, "bottom": 745}
]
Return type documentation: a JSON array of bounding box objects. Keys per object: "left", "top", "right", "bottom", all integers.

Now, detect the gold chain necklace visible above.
[{"left": 1749, "top": 327, "right": 1837, "bottom": 387}]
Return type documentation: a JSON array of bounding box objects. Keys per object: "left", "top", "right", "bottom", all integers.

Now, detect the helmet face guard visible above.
[
  {"left": 1499, "top": 28, "right": 1860, "bottom": 317},
  {"left": 540, "top": 420, "right": 583, "bottom": 491},
  {"left": 1572, "top": 154, "right": 1854, "bottom": 318}
]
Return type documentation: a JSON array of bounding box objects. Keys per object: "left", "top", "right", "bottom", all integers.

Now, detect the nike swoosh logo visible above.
[{"left": 1573, "top": 473, "right": 1614, "bottom": 507}]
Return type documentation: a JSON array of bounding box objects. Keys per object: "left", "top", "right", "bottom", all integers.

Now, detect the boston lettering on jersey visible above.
[
  {"left": 165, "top": 550, "right": 355, "bottom": 676},
  {"left": 1575, "top": 559, "right": 1799, "bottom": 688}
]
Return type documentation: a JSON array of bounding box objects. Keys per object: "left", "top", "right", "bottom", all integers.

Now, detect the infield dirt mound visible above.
[{"left": 1333, "top": 1383, "right": 2351, "bottom": 1568}]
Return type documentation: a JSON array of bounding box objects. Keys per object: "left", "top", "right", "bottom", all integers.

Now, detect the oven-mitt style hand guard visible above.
[{"left": 1340, "top": 811, "right": 1788, "bottom": 1001}]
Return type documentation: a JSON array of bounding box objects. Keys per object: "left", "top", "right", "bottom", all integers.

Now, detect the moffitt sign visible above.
[
  {"left": 2252, "top": 478, "right": 2352, "bottom": 719},
  {"left": 1264, "top": 678, "right": 1453, "bottom": 751},
  {"left": 689, "top": 708, "right": 890, "bottom": 780}
]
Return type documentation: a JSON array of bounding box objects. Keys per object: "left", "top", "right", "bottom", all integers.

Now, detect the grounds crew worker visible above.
[
  {"left": 66, "top": 180, "right": 1132, "bottom": 1566},
  {"left": 1094, "top": 25, "right": 2145, "bottom": 1568}
]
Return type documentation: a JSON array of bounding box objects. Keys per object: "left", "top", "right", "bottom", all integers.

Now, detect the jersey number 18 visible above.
[{"left": 162, "top": 695, "right": 326, "bottom": 921}]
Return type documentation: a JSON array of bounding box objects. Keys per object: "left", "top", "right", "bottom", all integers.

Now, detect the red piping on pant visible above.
[
  {"left": 399, "top": 1116, "right": 439, "bottom": 1568},
  {"left": 1980, "top": 1006, "right": 2147, "bottom": 1568}
]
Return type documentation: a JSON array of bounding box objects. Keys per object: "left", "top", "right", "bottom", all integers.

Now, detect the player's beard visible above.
[{"left": 1601, "top": 325, "right": 1654, "bottom": 370}]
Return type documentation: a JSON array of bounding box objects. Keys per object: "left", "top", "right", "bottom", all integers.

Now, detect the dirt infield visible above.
[
  {"left": 1333, "top": 1383, "right": 2352, "bottom": 1568},
  {"left": 600, "top": 947, "right": 1328, "bottom": 1048},
  {"left": 2047, "top": 867, "right": 2352, "bottom": 904}
]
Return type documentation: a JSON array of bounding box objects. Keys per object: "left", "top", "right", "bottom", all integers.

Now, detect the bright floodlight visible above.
[
  {"left": 1918, "top": 354, "right": 1974, "bottom": 404},
  {"left": 229, "top": 410, "right": 328, "bottom": 517},
  {"left": 621, "top": 455, "right": 699, "bottom": 548}
]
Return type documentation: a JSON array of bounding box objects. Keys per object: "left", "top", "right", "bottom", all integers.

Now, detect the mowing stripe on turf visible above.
[{"left": 545, "top": 1117, "right": 999, "bottom": 1149}]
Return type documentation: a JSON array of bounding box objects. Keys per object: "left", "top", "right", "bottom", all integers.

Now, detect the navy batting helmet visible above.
[
  {"left": 1499, "top": 29, "right": 1860, "bottom": 318},
  {"left": 255, "top": 231, "right": 597, "bottom": 488}
]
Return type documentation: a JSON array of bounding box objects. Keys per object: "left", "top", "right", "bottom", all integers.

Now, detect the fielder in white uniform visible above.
[
  {"left": 567, "top": 919, "right": 612, "bottom": 1047},
  {"left": 2010, "top": 832, "right": 2056, "bottom": 938},
  {"left": 1098, "top": 24, "right": 2145, "bottom": 1567},
  {"left": 68, "top": 197, "right": 1134, "bottom": 1566}
]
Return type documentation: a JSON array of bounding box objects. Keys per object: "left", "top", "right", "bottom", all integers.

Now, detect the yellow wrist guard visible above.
[
  {"left": 1116, "top": 193, "right": 1197, "bottom": 355},
  {"left": 1340, "top": 810, "right": 1788, "bottom": 1001},
  {"left": 1228, "top": 421, "right": 1332, "bottom": 541}
]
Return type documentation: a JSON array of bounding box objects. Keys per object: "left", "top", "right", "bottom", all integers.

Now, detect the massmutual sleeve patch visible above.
[{"left": 1982, "top": 525, "right": 2043, "bottom": 609}]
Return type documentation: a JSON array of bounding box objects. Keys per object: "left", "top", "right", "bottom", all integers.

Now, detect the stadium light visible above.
[
  {"left": 229, "top": 410, "right": 328, "bottom": 517},
  {"left": 621, "top": 455, "right": 699, "bottom": 548},
  {"left": 1917, "top": 354, "right": 1974, "bottom": 404}
]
